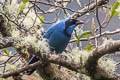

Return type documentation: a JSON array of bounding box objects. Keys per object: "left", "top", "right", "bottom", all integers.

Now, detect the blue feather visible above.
[{"left": 27, "top": 18, "right": 82, "bottom": 74}]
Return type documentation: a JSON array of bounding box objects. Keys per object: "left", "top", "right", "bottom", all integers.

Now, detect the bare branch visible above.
[
  {"left": 71, "top": 0, "right": 109, "bottom": 19},
  {"left": 70, "top": 29, "right": 120, "bottom": 42}
]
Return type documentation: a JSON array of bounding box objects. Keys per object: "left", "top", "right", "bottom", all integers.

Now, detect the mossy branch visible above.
[{"left": 0, "top": 40, "right": 120, "bottom": 79}]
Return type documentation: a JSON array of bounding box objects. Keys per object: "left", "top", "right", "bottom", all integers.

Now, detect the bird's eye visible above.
[
  {"left": 65, "top": 19, "right": 77, "bottom": 28},
  {"left": 68, "top": 19, "right": 73, "bottom": 24},
  {"left": 69, "top": 19, "right": 73, "bottom": 22}
]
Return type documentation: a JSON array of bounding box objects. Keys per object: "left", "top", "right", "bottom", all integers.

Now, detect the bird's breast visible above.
[{"left": 48, "top": 30, "right": 71, "bottom": 53}]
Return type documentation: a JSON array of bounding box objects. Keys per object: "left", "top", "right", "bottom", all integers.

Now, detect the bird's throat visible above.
[{"left": 64, "top": 29, "right": 71, "bottom": 37}]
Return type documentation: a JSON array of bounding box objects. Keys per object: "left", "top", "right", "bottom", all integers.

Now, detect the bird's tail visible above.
[{"left": 27, "top": 55, "right": 39, "bottom": 75}]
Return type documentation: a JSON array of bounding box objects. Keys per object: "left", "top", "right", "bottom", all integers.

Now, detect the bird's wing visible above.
[{"left": 43, "top": 25, "right": 57, "bottom": 39}]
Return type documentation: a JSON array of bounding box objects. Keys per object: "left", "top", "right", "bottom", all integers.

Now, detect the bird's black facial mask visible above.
[
  {"left": 65, "top": 19, "right": 83, "bottom": 28},
  {"left": 64, "top": 18, "right": 83, "bottom": 37}
]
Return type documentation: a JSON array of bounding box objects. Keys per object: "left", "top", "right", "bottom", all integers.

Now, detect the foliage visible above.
[
  {"left": 17, "top": 3, "right": 26, "bottom": 14},
  {"left": 111, "top": 0, "right": 120, "bottom": 17},
  {"left": 2, "top": 49, "right": 10, "bottom": 55},
  {"left": 84, "top": 45, "right": 94, "bottom": 52},
  {"left": 76, "top": 31, "right": 92, "bottom": 43},
  {"left": 22, "top": 0, "right": 30, "bottom": 3},
  {"left": 39, "top": 16, "right": 44, "bottom": 23}
]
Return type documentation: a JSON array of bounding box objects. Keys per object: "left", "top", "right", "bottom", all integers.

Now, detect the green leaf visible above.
[
  {"left": 22, "top": 0, "right": 30, "bottom": 3},
  {"left": 76, "top": 31, "right": 92, "bottom": 43},
  {"left": 17, "top": 4, "right": 26, "bottom": 14},
  {"left": 39, "top": 16, "right": 44, "bottom": 22},
  {"left": 3, "top": 49, "right": 10, "bottom": 55},
  {"left": 111, "top": 1, "right": 120, "bottom": 17},
  {"left": 84, "top": 45, "right": 94, "bottom": 52}
]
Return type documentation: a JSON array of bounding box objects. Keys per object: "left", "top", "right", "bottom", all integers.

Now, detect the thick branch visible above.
[
  {"left": 1, "top": 40, "right": 120, "bottom": 79},
  {"left": 85, "top": 40, "right": 120, "bottom": 79}
]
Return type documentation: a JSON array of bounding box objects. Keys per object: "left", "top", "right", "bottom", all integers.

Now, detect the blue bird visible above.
[{"left": 27, "top": 18, "right": 83, "bottom": 75}]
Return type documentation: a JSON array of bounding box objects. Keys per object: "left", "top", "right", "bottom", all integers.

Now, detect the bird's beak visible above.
[{"left": 75, "top": 20, "right": 84, "bottom": 25}]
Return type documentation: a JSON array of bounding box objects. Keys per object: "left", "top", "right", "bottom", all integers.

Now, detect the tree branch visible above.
[
  {"left": 0, "top": 37, "right": 13, "bottom": 49},
  {"left": 1, "top": 40, "right": 120, "bottom": 79},
  {"left": 0, "top": 61, "right": 42, "bottom": 78},
  {"left": 71, "top": 0, "right": 109, "bottom": 19},
  {"left": 85, "top": 40, "right": 120, "bottom": 79},
  {"left": 70, "top": 29, "right": 120, "bottom": 42}
]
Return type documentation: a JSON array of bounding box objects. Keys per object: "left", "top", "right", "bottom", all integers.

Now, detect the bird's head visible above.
[{"left": 64, "top": 18, "right": 83, "bottom": 37}]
